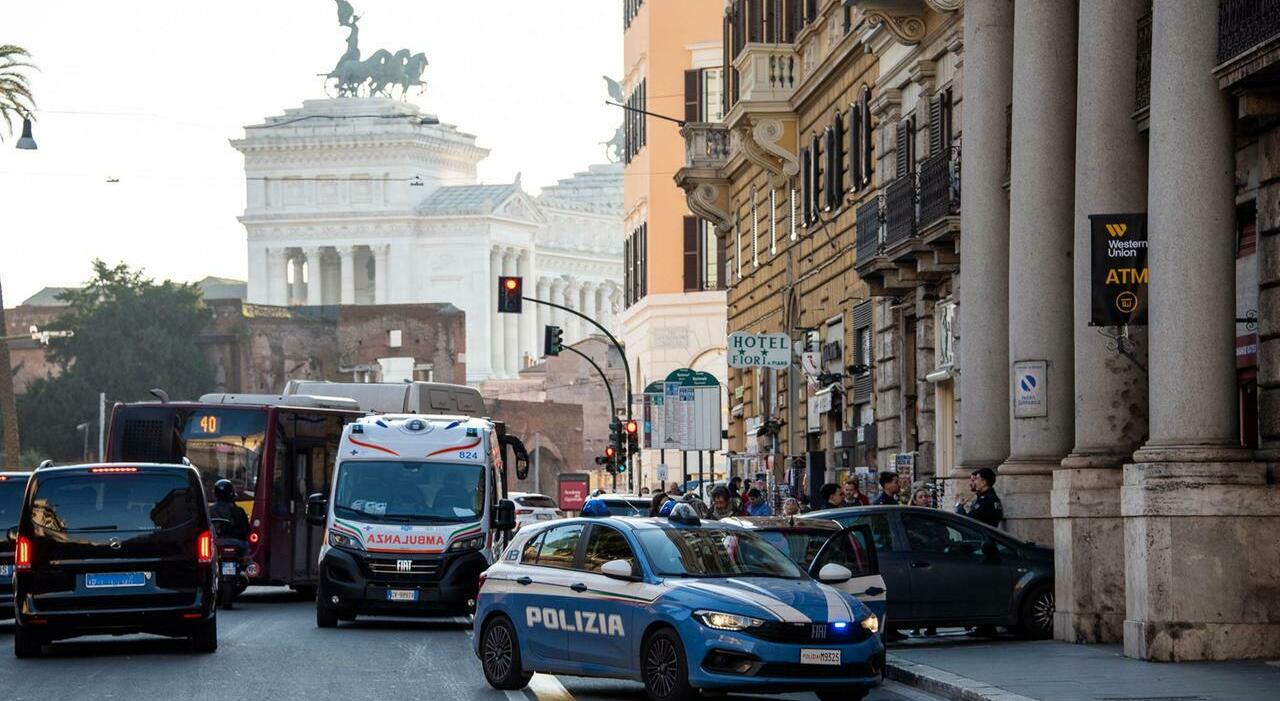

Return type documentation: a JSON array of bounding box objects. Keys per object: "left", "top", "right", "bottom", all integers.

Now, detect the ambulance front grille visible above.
[{"left": 367, "top": 558, "right": 442, "bottom": 582}]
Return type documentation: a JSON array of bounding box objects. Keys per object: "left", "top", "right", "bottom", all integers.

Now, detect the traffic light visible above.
[
  {"left": 608, "top": 417, "right": 623, "bottom": 469},
  {"left": 602, "top": 446, "right": 617, "bottom": 474},
  {"left": 624, "top": 418, "right": 640, "bottom": 455},
  {"left": 497, "top": 276, "right": 523, "bottom": 313},
  {"left": 544, "top": 325, "right": 564, "bottom": 356}
]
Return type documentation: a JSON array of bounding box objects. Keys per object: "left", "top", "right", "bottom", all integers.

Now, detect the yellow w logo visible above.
[{"left": 1105, "top": 223, "right": 1128, "bottom": 238}]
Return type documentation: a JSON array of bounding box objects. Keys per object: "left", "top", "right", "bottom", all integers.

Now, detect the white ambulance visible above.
[{"left": 306, "top": 413, "right": 518, "bottom": 627}]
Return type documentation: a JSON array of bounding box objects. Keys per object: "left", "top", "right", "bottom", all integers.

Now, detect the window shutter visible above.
[
  {"left": 684, "top": 70, "right": 703, "bottom": 123},
  {"left": 941, "top": 89, "right": 952, "bottom": 151},
  {"left": 800, "top": 148, "right": 810, "bottom": 225},
  {"left": 824, "top": 126, "right": 836, "bottom": 211},
  {"left": 624, "top": 235, "right": 632, "bottom": 305},
  {"left": 640, "top": 223, "right": 648, "bottom": 298},
  {"left": 928, "top": 94, "right": 943, "bottom": 156},
  {"left": 715, "top": 225, "right": 727, "bottom": 288},
  {"left": 811, "top": 134, "right": 822, "bottom": 219},
  {"left": 861, "top": 90, "right": 873, "bottom": 185},
  {"left": 683, "top": 216, "right": 700, "bottom": 291},
  {"left": 895, "top": 119, "right": 912, "bottom": 179},
  {"left": 848, "top": 104, "right": 860, "bottom": 192}
]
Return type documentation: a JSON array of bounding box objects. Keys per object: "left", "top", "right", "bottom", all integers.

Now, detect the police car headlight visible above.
[
  {"left": 861, "top": 613, "right": 880, "bottom": 635},
  {"left": 694, "top": 610, "right": 766, "bottom": 631},
  {"left": 448, "top": 536, "right": 486, "bottom": 552},
  {"left": 328, "top": 529, "right": 365, "bottom": 551}
]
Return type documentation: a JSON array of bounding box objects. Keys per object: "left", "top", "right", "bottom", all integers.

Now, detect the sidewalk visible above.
[{"left": 885, "top": 638, "right": 1280, "bottom": 701}]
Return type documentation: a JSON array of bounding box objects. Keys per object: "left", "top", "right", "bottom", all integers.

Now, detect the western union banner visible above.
[{"left": 1089, "top": 212, "right": 1148, "bottom": 326}]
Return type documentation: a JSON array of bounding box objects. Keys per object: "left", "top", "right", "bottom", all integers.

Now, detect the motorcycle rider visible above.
[{"left": 209, "top": 479, "right": 250, "bottom": 541}]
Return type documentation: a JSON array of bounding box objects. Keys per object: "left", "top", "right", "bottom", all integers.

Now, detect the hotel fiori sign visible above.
[{"left": 728, "top": 332, "right": 792, "bottom": 369}]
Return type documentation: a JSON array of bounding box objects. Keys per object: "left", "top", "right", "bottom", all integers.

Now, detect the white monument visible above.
[{"left": 231, "top": 97, "right": 622, "bottom": 382}]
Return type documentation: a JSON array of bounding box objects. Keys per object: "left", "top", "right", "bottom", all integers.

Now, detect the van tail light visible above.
[
  {"left": 197, "top": 530, "right": 214, "bottom": 564},
  {"left": 249, "top": 532, "right": 260, "bottom": 544},
  {"left": 15, "top": 535, "right": 32, "bottom": 571}
]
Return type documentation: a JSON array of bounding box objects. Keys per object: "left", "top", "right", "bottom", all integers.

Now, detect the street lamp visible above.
[
  {"left": 76, "top": 421, "right": 90, "bottom": 461},
  {"left": 15, "top": 117, "right": 36, "bottom": 150}
]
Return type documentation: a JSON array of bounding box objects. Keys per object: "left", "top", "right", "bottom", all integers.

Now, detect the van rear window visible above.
[{"left": 30, "top": 473, "right": 199, "bottom": 533}]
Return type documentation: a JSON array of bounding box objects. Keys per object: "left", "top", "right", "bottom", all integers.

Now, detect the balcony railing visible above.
[
  {"left": 883, "top": 176, "right": 916, "bottom": 248},
  {"left": 1218, "top": 0, "right": 1280, "bottom": 65},
  {"left": 856, "top": 197, "right": 883, "bottom": 264},
  {"left": 918, "top": 145, "right": 960, "bottom": 231},
  {"left": 733, "top": 43, "right": 801, "bottom": 105},
  {"left": 682, "top": 123, "right": 730, "bottom": 170},
  {"left": 1136, "top": 12, "right": 1152, "bottom": 112}
]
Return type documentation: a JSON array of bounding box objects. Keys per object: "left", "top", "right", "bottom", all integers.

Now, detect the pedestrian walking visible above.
[
  {"left": 841, "top": 478, "right": 870, "bottom": 507},
  {"left": 911, "top": 484, "right": 932, "bottom": 508},
  {"left": 744, "top": 488, "right": 772, "bottom": 516},
  {"left": 873, "top": 472, "right": 900, "bottom": 505},
  {"left": 819, "top": 483, "right": 845, "bottom": 510},
  {"left": 781, "top": 497, "right": 800, "bottom": 516},
  {"left": 709, "top": 485, "right": 736, "bottom": 519},
  {"left": 955, "top": 467, "right": 1003, "bottom": 528}
]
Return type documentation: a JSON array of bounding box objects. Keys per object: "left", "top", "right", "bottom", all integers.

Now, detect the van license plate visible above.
[
  {"left": 387, "top": 589, "right": 419, "bottom": 602},
  {"left": 536, "top": 514, "right": 553, "bottom": 520},
  {"left": 800, "top": 649, "right": 841, "bottom": 666},
  {"left": 221, "top": 562, "right": 238, "bottom": 575},
  {"left": 86, "top": 572, "right": 147, "bottom": 588},
  {"left": 0, "top": 564, "right": 11, "bottom": 577}
]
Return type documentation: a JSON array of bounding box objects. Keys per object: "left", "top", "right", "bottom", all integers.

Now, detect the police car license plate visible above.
[
  {"left": 0, "top": 564, "right": 11, "bottom": 577},
  {"left": 800, "top": 649, "right": 841, "bottom": 666},
  {"left": 221, "top": 562, "right": 238, "bottom": 576},
  {"left": 86, "top": 572, "right": 147, "bottom": 589},
  {"left": 386, "top": 589, "right": 419, "bottom": 602}
]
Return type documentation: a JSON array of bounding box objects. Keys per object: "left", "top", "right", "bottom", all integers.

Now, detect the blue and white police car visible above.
[{"left": 473, "top": 503, "right": 886, "bottom": 701}]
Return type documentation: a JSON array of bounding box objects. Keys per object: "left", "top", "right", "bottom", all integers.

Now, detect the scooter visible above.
[{"left": 211, "top": 518, "right": 250, "bottom": 610}]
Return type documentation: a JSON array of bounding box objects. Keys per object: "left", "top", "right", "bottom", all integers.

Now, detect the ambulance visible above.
[{"left": 305, "top": 414, "right": 518, "bottom": 627}]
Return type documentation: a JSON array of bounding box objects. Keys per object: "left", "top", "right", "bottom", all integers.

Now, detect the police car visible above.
[{"left": 472, "top": 503, "right": 885, "bottom": 701}]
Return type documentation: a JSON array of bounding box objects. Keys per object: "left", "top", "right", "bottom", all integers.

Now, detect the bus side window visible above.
[{"left": 272, "top": 426, "right": 289, "bottom": 517}]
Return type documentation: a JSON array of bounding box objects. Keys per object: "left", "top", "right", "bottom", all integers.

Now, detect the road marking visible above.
[
  {"left": 528, "top": 673, "right": 574, "bottom": 701},
  {"left": 504, "top": 691, "right": 529, "bottom": 701},
  {"left": 881, "top": 678, "right": 951, "bottom": 701}
]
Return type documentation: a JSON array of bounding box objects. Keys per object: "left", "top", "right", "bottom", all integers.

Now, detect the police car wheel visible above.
[
  {"left": 1018, "top": 584, "right": 1055, "bottom": 640},
  {"left": 641, "top": 629, "right": 697, "bottom": 701},
  {"left": 480, "top": 616, "right": 532, "bottom": 690}
]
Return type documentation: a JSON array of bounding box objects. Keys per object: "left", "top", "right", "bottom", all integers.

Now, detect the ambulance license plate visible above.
[
  {"left": 800, "top": 649, "right": 841, "bottom": 666},
  {"left": 387, "top": 589, "right": 419, "bottom": 602}
]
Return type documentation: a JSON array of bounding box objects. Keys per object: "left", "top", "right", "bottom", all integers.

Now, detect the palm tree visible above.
[{"left": 0, "top": 44, "right": 36, "bottom": 466}]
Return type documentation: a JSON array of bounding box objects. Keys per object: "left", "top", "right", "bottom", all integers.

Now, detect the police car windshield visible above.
[
  {"left": 636, "top": 527, "right": 804, "bottom": 579},
  {"left": 334, "top": 460, "right": 483, "bottom": 524}
]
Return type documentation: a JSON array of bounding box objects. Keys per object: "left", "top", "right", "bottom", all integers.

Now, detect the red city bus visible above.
[{"left": 105, "top": 397, "right": 362, "bottom": 592}]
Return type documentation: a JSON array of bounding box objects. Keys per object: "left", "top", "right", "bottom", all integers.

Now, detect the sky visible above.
[{"left": 0, "top": 0, "right": 623, "bottom": 305}]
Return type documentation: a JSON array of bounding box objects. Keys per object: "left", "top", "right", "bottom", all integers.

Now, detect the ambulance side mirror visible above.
[
  {"left": 305, "top": 493, "right": 328, "bottom": 526},
  {"left": 493, "top": 499, "right": 517, "bottom": 532}
]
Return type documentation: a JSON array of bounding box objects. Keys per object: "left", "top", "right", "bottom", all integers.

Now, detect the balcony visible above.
[
  {"left": 1216, "top": 0, "right": 1280, "bottom": 90},
  {"left": 855, "top": 197, "right": 883, "bottom": 264},
  {"left": 917, "top": 145, "right": 960, "bottom": 239},
  {"left": 883, "top": 176, "right": 916, "bottom": 249},
  {"left": 731, "top": 44, "right": 800, "bottom": 110},
  {"left": 682, "top": 123, "right": 730, "bottom": 171}
]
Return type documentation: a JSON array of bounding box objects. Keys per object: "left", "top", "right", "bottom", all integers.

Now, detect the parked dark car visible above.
[
  {"left": 1, "top": 471, "right": 32, "bottom": 620},
  {"left": 803, "top": 505, "right": 1055, "bottom": 638},
  {"left": 10, "top": 463, "right": 219, "bottom": 657}
]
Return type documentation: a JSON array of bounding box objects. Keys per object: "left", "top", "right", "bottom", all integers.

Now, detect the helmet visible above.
[
  {"left": 657, "top": 498, "right": 677, "bottom": 517},
  {"left": 580, "top": 498, "right": 612, "bottom": 518},
  {"left": 213, "top": 479, "right": 236, "bottom": 503}
]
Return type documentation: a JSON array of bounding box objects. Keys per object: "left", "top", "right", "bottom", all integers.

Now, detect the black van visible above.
[
  {"left": 10, "top": 464, "right": 219, "bottom": 657},
  {"left": 1, "top": 471, "right": 32, "bottom": 620}
]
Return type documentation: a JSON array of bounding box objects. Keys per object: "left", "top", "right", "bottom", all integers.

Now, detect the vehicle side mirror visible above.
[
  {"left": 493, "top": 498, "right": 517, "bottom": 532},
  {"left": 981, "top": 539, "right": 1000, "bottom": 561},
  {"left": 502, "top": 435, "right": 531, "bottom": 481},
  {"left": 817, "top": 563, "right": 853, "bottom": 584},
  {"left": 4, "top": 526, "right": 16, "bottom": 544},
  {"left": 305, "top": 493, "right": 328, "bottom": 526},
  {"left": 601, "top": 559, "right": 637, "bottom": 581}
]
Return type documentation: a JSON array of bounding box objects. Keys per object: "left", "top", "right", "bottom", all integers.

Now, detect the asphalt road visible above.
[{"left": 0, "top": 588, "right": 943, "bottom": 701}]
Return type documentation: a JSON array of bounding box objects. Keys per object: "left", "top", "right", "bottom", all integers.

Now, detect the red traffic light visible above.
[
  {"left": 497, "top": 276, "right": 523, "bottom": 313},
  {"left": 624, "top": 419, "right": 639, "bottom": 435},
  {"left": 504, "top": 278, "right": 518, "bottom": 291},
  {"left": 604, "top": 446, "right": 616, "bottom": 459}
]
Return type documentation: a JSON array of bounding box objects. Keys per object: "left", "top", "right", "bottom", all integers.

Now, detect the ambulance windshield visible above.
[{"left": 333, "top": 460, "right": 484, "bottom": 524}]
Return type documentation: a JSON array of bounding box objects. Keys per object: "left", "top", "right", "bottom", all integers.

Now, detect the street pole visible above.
[
  {"left": 98, "top": 392, "right": 106, "bottom": 461},
  {"left": 560, "top": 345, "right": 616, "bottom": 419}
]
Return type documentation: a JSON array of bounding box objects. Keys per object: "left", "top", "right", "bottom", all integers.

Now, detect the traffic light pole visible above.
[{"left": 561, "top": 345, "right": 616, "bottom": 420}]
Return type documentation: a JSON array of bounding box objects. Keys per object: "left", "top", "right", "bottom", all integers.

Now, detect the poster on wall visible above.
[
  {"left": 1089, "top": 212, "right": 1149, "bottom": 327},
  {"left": 1013, "top": 360, "right": 1048, "bottom": 418}
]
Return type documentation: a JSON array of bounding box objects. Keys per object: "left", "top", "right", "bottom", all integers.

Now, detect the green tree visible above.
[
  {"left": 18, "top": 261, "right": 214, "bottom": 460},
  {"left": 0, "top": 43, "right": 37, "bottom": 466}
]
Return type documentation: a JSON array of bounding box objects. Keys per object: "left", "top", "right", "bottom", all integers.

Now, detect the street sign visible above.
[
  {"left": 727, "top": 332, "right": 792, "bottom": 369},
  {"left": 642, "top": 369, "right": 721, "bottom": 451},
  {"left": 1013, "top": 360, "right": 1048, "bottom": 418},
  {"left": 656, "top": 463, "right": 669, "bottom": 481},
  {"left": 557, "top": 472, "right": 591, "bottom": 511}
]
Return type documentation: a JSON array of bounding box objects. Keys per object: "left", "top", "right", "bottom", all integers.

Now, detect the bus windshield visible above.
[
  {"left": 180, "top": 409, "right": 266, "bottom": 501},
  {"left": 334, "top": 461, "right": 484, "bottom": 524}
]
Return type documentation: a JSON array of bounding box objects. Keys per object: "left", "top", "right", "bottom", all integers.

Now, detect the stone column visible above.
[
  {"left": 535, "top": 278, "right": 551, "bottom": 354},
  {"left": 517, "top": 250, "right": 534, "bottom": 366},
  {"left": 373, "top": 244, "right": 389, "bottom": 304},
  {"left": 582, "top": 281, "right": 599, "bottom": 337},
  {"left": 957, "top": 0, "right": 1014, "bottom": 501},
  {"left": 304, "top": 247, "right": 324, "bottom": 306},
  {"left": 337, "top": 245, "right": 356, "bottom": 305},
  {"left": 567, "top": 279, "right": 584, "bottom": 343},
  {"left": 502, "top": 249, "right": 521, "bottom": 372},
  {"left": 550, "top": 279, "right": 568, "bottom": 334},
  {"left": 289, "top": 253, "right": 305, "bottom": 306},
  {"left": 999, "top": 0, "right": 1078, "bottom": 546},
  {"left": 1121, "top": 0, "right": 1279, "bottom": 662},
  {"left": 1054, "top": 0, "right": 1150, "bottom": 645},
  {"left": 490, "top": 247, "right": 507, "bottom": 378},
  {"left": 269, "top": 249, "right": 289, "bottom": 306}
]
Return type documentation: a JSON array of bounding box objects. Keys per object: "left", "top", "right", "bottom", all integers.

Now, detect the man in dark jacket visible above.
[
  {"left": 209, "top": 479, "right": 250, "bottom": 541},
  {"left": 955, "top": 468, "right": 1003, "bottom": 528},
  {"left": 873, "top": 472, "right": 900, "bottom": 506}
]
